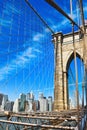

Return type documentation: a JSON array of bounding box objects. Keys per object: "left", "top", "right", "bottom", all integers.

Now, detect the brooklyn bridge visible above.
[{"left": 0, "top": 0, "right": 87, "bottom": 129}]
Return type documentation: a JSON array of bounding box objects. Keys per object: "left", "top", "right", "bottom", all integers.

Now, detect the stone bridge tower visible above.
[{"left": 53, "top": 26, "right": 87, "bottom": 111}]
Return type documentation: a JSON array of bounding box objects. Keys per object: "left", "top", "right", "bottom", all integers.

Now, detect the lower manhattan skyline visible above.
[{"left": 0, "top": 91, "right": 53, "bottom": 113}]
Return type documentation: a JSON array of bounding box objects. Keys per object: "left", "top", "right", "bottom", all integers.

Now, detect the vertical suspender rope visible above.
[{"left": 70, "top": 0, "right": 79, "bottom": 128}]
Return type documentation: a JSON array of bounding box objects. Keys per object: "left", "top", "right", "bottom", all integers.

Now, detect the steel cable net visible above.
[
  {"left": 0, "top": 0, "right": 54, "bottom": 102},
  {"left": 29, "top": 0, "right": 86, "bottom": 108},
  {"left": 29, "top": 0, "right": 86, "bottom": 33}
]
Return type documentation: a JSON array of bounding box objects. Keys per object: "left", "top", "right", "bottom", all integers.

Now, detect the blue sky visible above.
[{"left": 0, "top": 0, "right": 87, "bottom": 104}]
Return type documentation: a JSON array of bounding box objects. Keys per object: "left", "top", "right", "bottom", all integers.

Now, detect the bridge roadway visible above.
[{"left": 0, "top": 109, "right": 87, "bottom": 129}]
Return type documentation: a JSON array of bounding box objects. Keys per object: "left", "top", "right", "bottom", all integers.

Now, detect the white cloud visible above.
[
  {"left": 49, "top": 10, "right": 81, "bottom": 31},
  {"left": 52, "top": 18, "right": 69, "bottom": 31},
  {"left": 0, "top": 46, "right": 42, "bottom": 81},
  {"left": 0, "top": 65, "right": 15, "bottom": 80},
  {"left": 0, "top": 18, "right": 11, "bottom": 27},
  {"left": 45, "top": 28, "right": 51, "bottom": 33},
  {"left": 46, "top": 17, "right": 68, "bottom": 31},
  {"left": 33, "top": 33, "right": 44, "bottom": 41},
  {"left": 16, "top": 47, "right": 38, "bottom": 65},
  {"left": 33, "top": 48, "right": 42, "bottom": 53}
]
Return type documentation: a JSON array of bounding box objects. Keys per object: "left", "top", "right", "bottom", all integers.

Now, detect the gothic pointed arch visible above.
[{"left": 66, "top": 51, "right": 83, "bottom": 72}]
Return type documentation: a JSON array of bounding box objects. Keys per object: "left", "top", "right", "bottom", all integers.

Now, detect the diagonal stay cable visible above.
[{"left": 25, "top": 0, "right": 54, "bottom": 34}]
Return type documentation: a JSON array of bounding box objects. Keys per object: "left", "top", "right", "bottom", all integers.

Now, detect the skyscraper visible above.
[
  {"left": 0, "top": 94, "right": 3, "bottom": 104},
  {"left": 0, "top": 93, "right": 4, "bottom": 110},
  {"left": 19, "top": 93, "right": 26, "bottom": 112},
  {"left": 48, "top": 96, "right": 52, "bottom": 111},
  {"left": 39, "top": 92, "right": 43, "bottom": 101},
  {"left": 26, "top": 92, "right": 34, "bottom": 101},
  {"left": 1, "top": 95, "right": 8, "bottom": 110},
  {"left": 4, "top": 101, "right": 14, "bottom": 111},
  {"left": 39, "top": 97, "right": 48, "bottom": 112},
  {"left": 13, "top": 99, "right": 20, "bottom": 113},
  {"left": 26, "top": 92, "right": 34, "bottom": 112}
]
